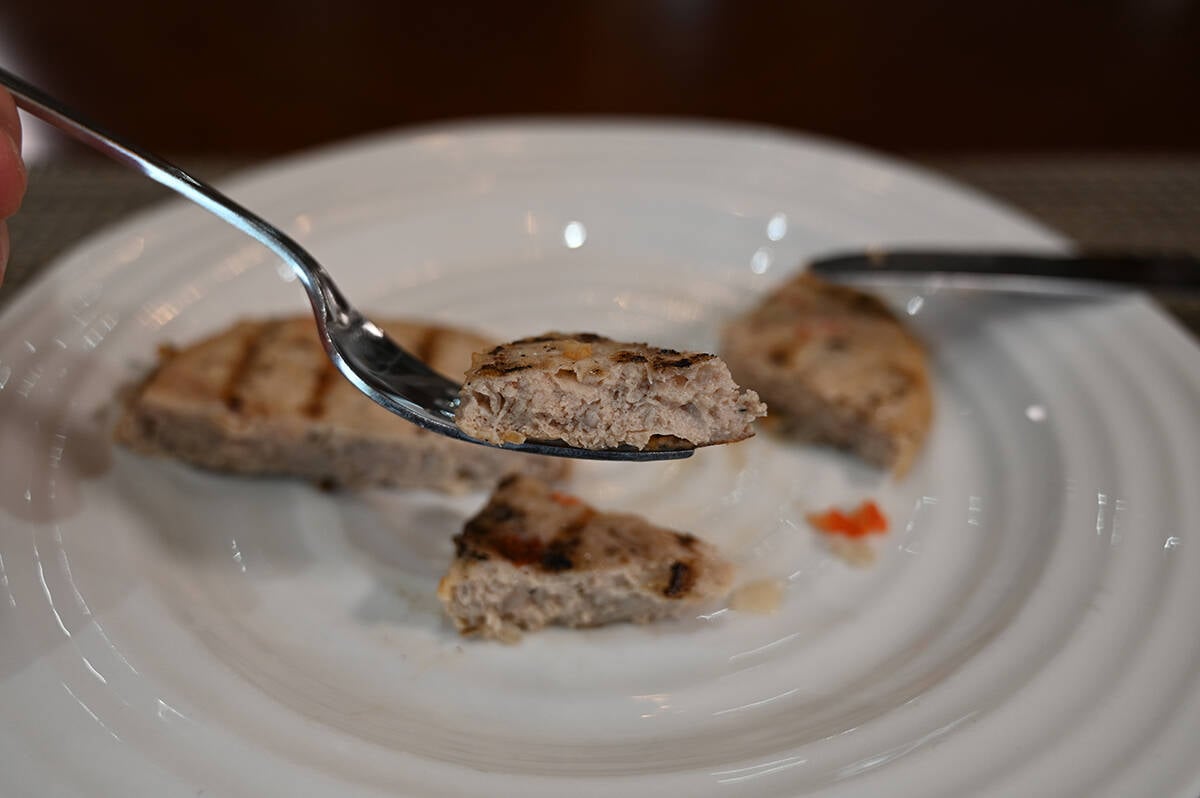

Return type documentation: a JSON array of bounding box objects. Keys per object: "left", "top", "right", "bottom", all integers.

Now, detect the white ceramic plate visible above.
[{"left": 2, "top": 123, "right": 1199, "bottom": 798}]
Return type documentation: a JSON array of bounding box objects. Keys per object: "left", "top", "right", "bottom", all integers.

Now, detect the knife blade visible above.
[{"left": 807, "top": 250, "right": 1200, "bottom": 292}]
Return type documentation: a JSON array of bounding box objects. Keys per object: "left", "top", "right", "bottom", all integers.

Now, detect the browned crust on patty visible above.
[{"left": 472, "top": 333, "right": 717, "bottom": 377}]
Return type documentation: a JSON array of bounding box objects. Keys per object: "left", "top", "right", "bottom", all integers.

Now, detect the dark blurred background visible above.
[{"left": 3, "top": 0, "right": 1199, "bottom": 157}]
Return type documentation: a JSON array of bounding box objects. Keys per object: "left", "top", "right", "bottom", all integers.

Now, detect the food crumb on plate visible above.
[
  {"left": 730, "top": 579, "right": 786, "bottom": 614},
  {"left": 807, "top": 500, "right": 888, "bottom": 538},
  {"left": 825, "top": 537, "right": 877, "bottom": 568},
  {"left": 806, "top": 500, "right": 889, "bottom": 567}
]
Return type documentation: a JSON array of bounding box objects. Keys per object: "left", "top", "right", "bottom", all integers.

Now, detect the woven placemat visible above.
[{"left": 3, "top": 155, "right": 1198, "bottom": 337}]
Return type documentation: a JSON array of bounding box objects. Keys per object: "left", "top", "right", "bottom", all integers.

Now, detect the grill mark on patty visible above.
[
  {"left": 653, "top": 352, "right": 713, "bottom": 368},
  {"left": 540, "top": 508, "right": 596, "bottom": 571},
  {"left": 303, "top": 359, "right": 339, "bottom": 419},
  {"left": 466, "top": 503, "right": 597, "bottom": 572},
  {"left": 674, "top": 532, "right": 698, "bottom": 550},
  {"left": 474, "top": 362, "right": 534, "bottom": 377},
  {"left": 539, "top": 539, "right": 578, "bottom": 572},
  {"left": 221, "top": 322, "right": 273, "bottom": 413},
  {"left": 663, "top": 560, "right": 695, "bottom": 598},
  {"left": 474, "top": 335, "right": 717, "bottom": 376}
]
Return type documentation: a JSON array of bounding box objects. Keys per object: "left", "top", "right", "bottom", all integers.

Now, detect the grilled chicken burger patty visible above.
[
  {"left": 722, "top": 273, "right": 932, "bottom": 474},
  {"left": 115, "top": 317, "right": 569, "bottom": 492}
]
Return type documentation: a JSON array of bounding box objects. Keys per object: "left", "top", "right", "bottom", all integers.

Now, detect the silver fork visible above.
[{"left": 1, "top": 67, "right": 691, "bottom": 462}]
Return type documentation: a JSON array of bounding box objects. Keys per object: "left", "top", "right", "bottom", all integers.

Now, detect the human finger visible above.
[
  {"left": 0, "top": 124, "right": 26, "bottom": 219},
  {"left": 0, "top": 88, "right": 19, "bottom": 148}
]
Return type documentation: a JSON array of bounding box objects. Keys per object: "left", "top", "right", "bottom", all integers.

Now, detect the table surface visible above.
[{"left": 2, "top": 154, "right": 1198, "bottom": 339}]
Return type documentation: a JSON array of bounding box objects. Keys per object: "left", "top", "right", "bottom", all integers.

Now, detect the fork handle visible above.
[{"left": 0, "top": 66, "right": 349, "bottom": 323}]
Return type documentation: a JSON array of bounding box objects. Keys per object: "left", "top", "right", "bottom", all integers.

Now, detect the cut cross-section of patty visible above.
[{"left": 454, "top": 332, "right": 767, "bottom": 450}]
